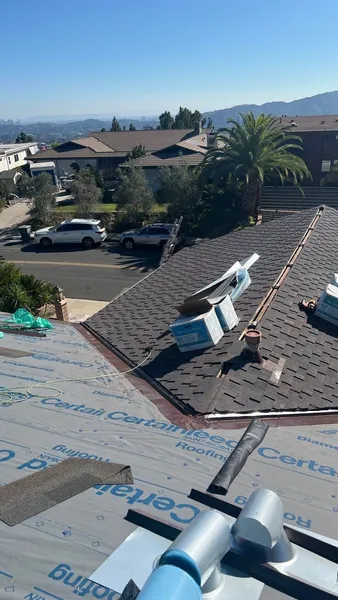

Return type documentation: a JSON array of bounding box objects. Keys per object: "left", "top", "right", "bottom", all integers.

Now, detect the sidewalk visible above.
[{"left": 66, "top": 298, "right": 109, "bottom": 322}]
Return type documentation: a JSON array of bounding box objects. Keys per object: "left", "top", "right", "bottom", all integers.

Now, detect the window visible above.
[
  {"left": 321, "top": 160, "right": 331, "bottom": 172},
  {"left": 14, "top": 154, "right": 19, "bottom": 162},
  {"left": 78, "top": 223, "right": 93, "bottom": 230},
  {"left": 56, "top": 224, "right": 72, "bottom": 232},
  {"left": 8, "top": 156, "right": 11, "bottom": 163},
  {"left": 151, "top": 227, "right": 170, "bottom": 234}
]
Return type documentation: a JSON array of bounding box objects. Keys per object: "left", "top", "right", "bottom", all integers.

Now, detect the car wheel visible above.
[
  {"left": 123, "top": 238, "right": 135, "bottom": 250},
  {"left": 40, "top": 237, "right": 52, "bottom": 248},
  {"left": 82, "top": 237, "right": 94, "bottom": 249}
]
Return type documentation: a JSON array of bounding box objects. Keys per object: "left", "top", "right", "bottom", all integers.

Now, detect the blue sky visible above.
[{"left": 1, "top": 0, "right": 338, "bottom": 119}]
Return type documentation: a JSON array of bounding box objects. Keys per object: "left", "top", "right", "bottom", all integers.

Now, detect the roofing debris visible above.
[
  {"left": 0, "top": 458, "right": 132, "bottom": 526},
  {"left": 86, "top": 205, "right": 338, "bottom": 417}
]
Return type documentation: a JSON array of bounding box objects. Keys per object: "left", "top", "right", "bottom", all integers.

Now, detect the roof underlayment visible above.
[{"left": 0, "top": 320, "right": 337, "bottom": 599}]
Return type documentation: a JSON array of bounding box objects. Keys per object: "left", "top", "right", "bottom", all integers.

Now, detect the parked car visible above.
[
  {"left": 34, "top": 219, "right": 107, "bottom": 249},
  {"left": 120, "top": 223, "right": 177, "bottom": 250}
]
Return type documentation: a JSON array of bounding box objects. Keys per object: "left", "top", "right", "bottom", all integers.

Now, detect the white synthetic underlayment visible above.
[{"left": 0, "top": 321, "right": 337, "bottom": 600}]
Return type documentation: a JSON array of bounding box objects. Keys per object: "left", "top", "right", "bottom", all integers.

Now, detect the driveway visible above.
[
  {"left": 0, "top": 239, "right": 160, "bottom": 301},
  {"left": 0, "top": 201, "right": 30, "bottom": 236}
]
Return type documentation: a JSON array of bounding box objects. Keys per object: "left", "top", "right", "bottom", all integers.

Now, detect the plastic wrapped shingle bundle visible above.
[{"left": 315, "top": 277, "right": 338, "bottom": 325}]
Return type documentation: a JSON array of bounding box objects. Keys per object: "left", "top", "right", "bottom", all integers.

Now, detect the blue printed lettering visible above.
[
  {"left": 258, "top": 447, "right": 279, "bottom": 459},
  {"left": 170, "top": 503, "right": 200, "bottom": 524},
  {"left": 137, "top": 493, "right": 157, "bottom": 506},
  {"left": 0, "top": 449, "right": 15, "bottom": 462},
  {"left": 152, "top": 497, "right": 175, "bottom": 511},
  {"left": 107, "top": 411, "right": 127, "bottom": 420},
  {"left": 280, "top": 455, "right": 297, "bottom": 465},
  {"left": 17, "top": 458, "right": 47, "bottom": 471},
  {"left": 109, "top": 485, "right": 134, "bottom": 497}
]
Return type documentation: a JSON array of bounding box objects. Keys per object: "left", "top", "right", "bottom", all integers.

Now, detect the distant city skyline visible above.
[{"left": 1, "top": 0, "right": 338, "bottom": 119}]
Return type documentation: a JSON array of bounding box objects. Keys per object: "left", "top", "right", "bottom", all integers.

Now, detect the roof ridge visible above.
[{"left": 240, "top": 206, "right": 324, "bottom": 334}]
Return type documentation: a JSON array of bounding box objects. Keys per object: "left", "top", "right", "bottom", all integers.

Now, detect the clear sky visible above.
[{"left": 1, "top": 0, "right": 338, "bottom": 119}]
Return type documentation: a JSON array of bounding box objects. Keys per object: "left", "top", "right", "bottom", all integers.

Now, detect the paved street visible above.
[{"left": 0, "top": 239, "right": 159, "bottom": 301}]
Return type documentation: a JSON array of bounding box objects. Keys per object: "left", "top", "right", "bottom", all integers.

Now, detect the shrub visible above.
[{"left": 0, "top": 262, "right": 55, "bottom": 315}]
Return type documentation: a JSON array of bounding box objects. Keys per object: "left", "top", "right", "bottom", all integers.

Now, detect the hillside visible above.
[{"left": 203, "top": 90, "right": 338, "bottom": 129}]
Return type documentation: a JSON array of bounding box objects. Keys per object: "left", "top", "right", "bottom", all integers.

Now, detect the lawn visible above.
[
  {"left": 56, "top": 203, "right": 167, "bottom": 214},
  {"left": 56, "top": 203, "right": 117, "bottom": 214}
]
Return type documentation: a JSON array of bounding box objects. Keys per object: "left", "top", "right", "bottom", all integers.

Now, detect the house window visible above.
[
  {"left": 14, "top": 154, "right": 19, "bottom": 162},
  {"left": 321, "top": 160, "right": 331, "bottom": 172},
  {"left": 8, "top": 156, "right": 11, "bottom": 163}
]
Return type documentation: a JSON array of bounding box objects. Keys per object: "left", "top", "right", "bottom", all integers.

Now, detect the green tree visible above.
[
  {"left": 116, "top": 164, "right": 154, "bottom": 223},
  {"left": 29, "top": 173, "right": 57, "bottom": 228},
  {"left": 126, "top": 144, "right": 147, "bottom": 160},
  {"left": 71, "top": 167, "right": 103, "bottom": 217},
  {"left": 15, "top": 172, "right": 36, "bottom": 198},
  {"left": 201, "top": 112, "right": 310, "bottom": 217},
  {"left": 157, "top": 161, "right": 202, "bottom": 228},
  {"left": 129, "top": 122, "right": 136, "bottom": 131},
  {"left": 0, "top": 181, "right": 8, "bottom": 204},
  {"left": 84, "top": 164, "right": 104, "bottom": 188},
  {"left": 158, "top": 111, "right": 174, "bottom": 130},
  {"left": 174, "top": 107, "right": 202, "bottom": 129},
  {"left": 70, "top": 162, "right": 80, "bottom": 173},
  {"left": 207, "top": 117, "right": 213, "bottom": 129},
  {"left": 111, "top": 117, "right": 121, "bottom": 132},
  {"left": 100, "top": 127, "right": 106, "bottom": 132},
  {"left": 15, "top": 131, "right": 34, "bottom": 143}
]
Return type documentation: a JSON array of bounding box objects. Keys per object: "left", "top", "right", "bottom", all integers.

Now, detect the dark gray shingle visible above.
[{"left": 86, "top": 207, "right": 331, "bottom": 415}]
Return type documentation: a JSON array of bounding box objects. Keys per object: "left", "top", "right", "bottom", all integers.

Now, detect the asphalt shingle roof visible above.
[
  {"left": 86, "top": 207, "right": 338, "bottom": 415},
  {"left": 280, "top": 115, "right": 338, "bottom": 132},
  {"left": 122, "top": 154, "right": 204, "bottom": 167}
]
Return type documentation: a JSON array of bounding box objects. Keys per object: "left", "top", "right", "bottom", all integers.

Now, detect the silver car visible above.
[{"left": 120, "top": 224, "right": 173, "bottom": 250}]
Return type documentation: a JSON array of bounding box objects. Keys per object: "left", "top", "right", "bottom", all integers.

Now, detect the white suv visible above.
[{"left": 34, "top": 219, "right": 107, "bottom": 249}]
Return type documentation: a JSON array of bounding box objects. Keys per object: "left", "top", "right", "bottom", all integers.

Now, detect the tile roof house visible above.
[
  {"left": 86, "top": 205, "right": 338, "bottom": 418},
  {"left": 29, "top": 127, "right": 209, "bottom": 183}
]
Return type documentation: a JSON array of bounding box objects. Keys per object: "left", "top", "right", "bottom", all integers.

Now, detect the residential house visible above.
[
  {"left": 28, "top": 125, "right": 211, "bottom": 187},
  {"left": 280, "top": 115, "right": 338, "bottom": 185},
  {"left": 257, "top": 116, "right": 338, "bottom": 218},
  {"left": 0, "top": 142, "right": 39, "bottom": 174},
  {"left": 86, "top": 205, "right": 338, "bottom": 417}
]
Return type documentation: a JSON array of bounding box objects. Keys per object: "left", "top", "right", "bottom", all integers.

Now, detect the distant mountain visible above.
[
  {"left": 19, "top": 114, "right": 159, "bottom": 124},
  {"left": 203, "top": 91, "right": 338, "bottom": 129}
]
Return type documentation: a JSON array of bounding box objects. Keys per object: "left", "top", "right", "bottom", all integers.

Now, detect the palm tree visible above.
[{"left": 201, "top": 112, "right": 310, "bottom": 217}]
